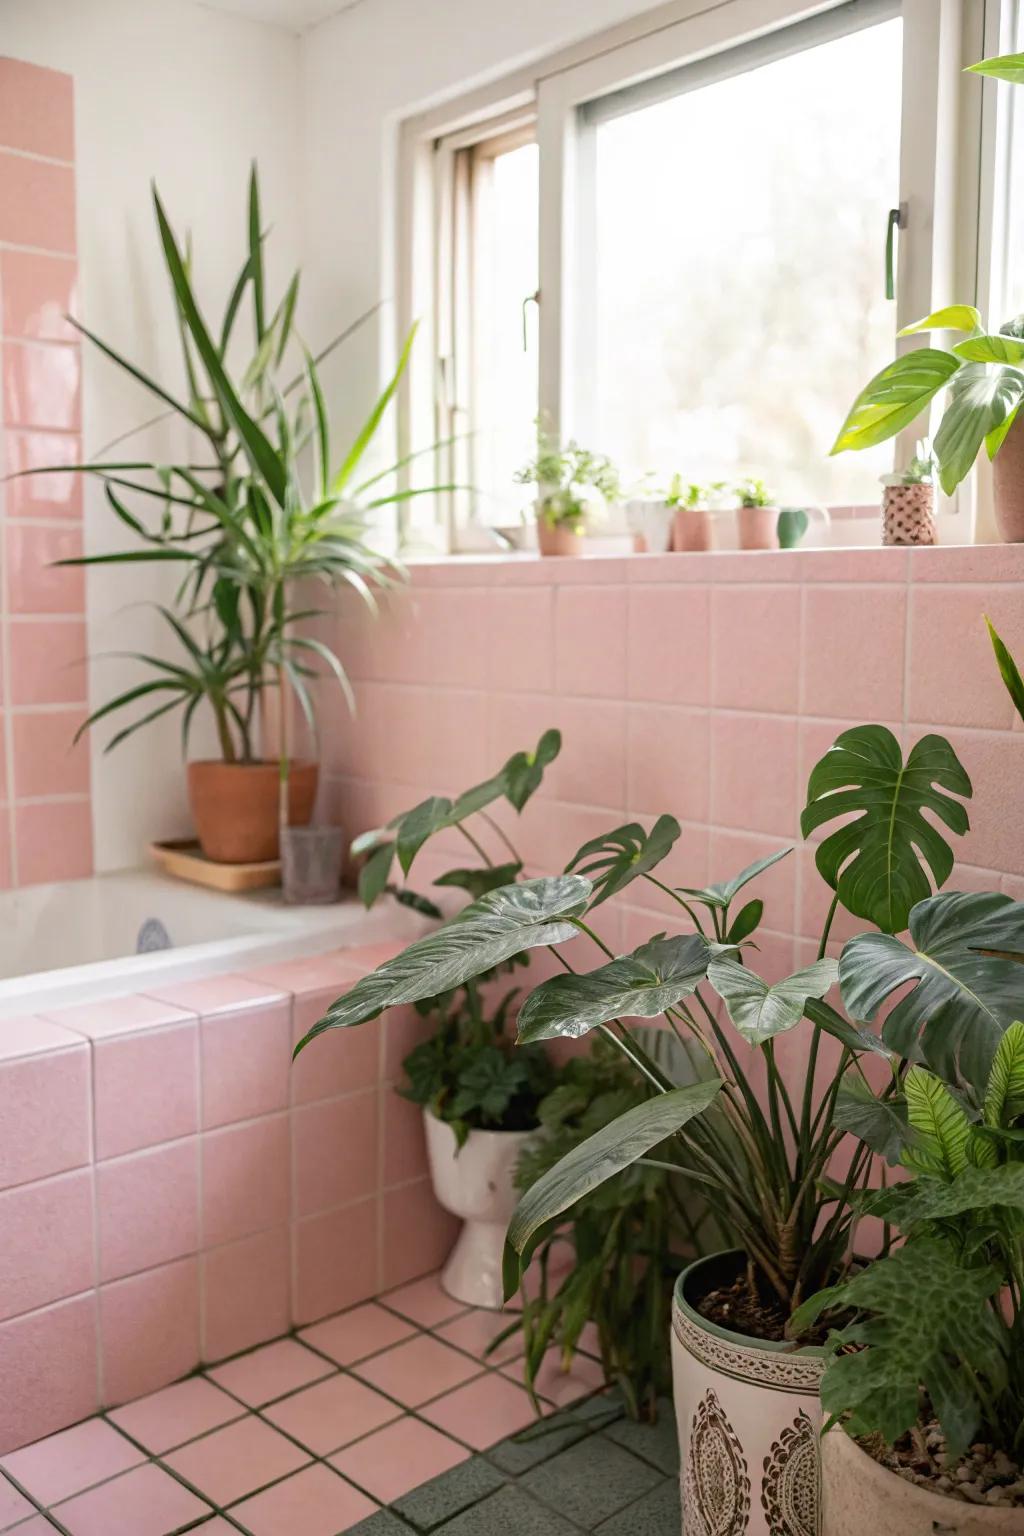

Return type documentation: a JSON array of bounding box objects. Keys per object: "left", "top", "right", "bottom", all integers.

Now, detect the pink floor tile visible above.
[
  {"left": 108, "top": 1376, "right": 243, "bottom": 1455},
  {"left": 330, "top": 1415, "right": 469, "bottom": 1504},
  {"left": 379, "top": 1273, "right": 467, "bottom": 1328},
  {"left": 51, "top": 1461, "right": 211, "bottom": 1536},
  {"left": 435, "top": 1308, "right": 524, "bottom": 1366},
  {"left": 9, "top": 1519, "right": 62, "bottom": 1535},
  {"left": 0, "top": 1476, "right": 34, "bottom": 1528},
  {"left": 164, "top": 1416, "right": 309, "bottom": 1507},
  {"left": 207, "top": 1339, "right": 333, "bottom": 1407},
  {"left": 421, "top": 1373, "right": 539, "bottom": 1450},
  {"left": 263, "top": 1373, "right": 401, "bottom": 1457},
  {"left": 229, "top": 1462, "right": 376, "bottom": 1536},
  {"left": 504, "top": 1346, "right": 606, "bottom": 1407},
  {"left": 298, "top": 1303, "right": 415, "bottom": 1365},
  {"left": 353, "top": 1333, "right": 480, "bottom": 1408},
  {"left": 0, "top": 1418, "right": 142, "bottom": 1506}
]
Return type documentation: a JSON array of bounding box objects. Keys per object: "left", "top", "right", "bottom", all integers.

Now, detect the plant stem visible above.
[
  {"left": 456, "top": 822, "right": 493, "bottom": 867},
  {"left": 478, "top": 811, "right": 523, "bottom": 866},
  {"left": 642, "top": 874, "right": 707, "bottom": 936}
]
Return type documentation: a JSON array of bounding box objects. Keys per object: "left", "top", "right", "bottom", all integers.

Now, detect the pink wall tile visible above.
[
  {"left": 487, "top": 586, "right": 555, "bottom": 693},
  {"left": 937, "top": 727, "right": 1024, "bottom": 874},
  {"left": 198, "top": 1001, "right": 291, "bottom": 1129},
  {"left": 0, "top": 59, "right": 75, "bottom": 159},
  {"left": 290, "top": 991, "right": 380, "bottom": 1104},
  {"left": 0, "top": 1038, "right": 89, "bottom": 1189},
  {"left": 0, "top": 152, "right": 76, "bottom": 253},
  {"left": 292, "top": 1091, "right": 378, "bottom": 1219},
  {"left": 626, "top": 704, "right": 709, "bottom": 822},
  {"left": 376, "top": 587, "right": 491, "bottom": 689},
  {"left": 2, "top": 342, "right": 80, "bottom": 431},
  {"left": 2, "top": 430, "right": 83, "bottom": 518},
  {"left": 711, "top": 586, "right": 800, "bottom": 714},
  {"left": 707, "top": 828, "right": 797, "bottom": 934},
  {"left": 710, "top": 713, "right": 799, "bottom": 837},
  {"left": 382, "top": 1087, "right": 428, "bottom": 1186},
  {"left": 485, "top": 692, "right": 559, "bottom": 794},
  {"left": 9, "top": 620, "right": 87, "bottom": 703},
  {"left": 292, "top": 1197, "right": 378, "bottom": 1326},
  {"left": 96, "top": 1140, "right": 199, "bottom": 1282},
  {"left": 380, "top": 1180, "right": 459, "bottom": 1292},
  {"left": 554, "top": 586, "right": 627, "bottom": 698},
  {"left": 547, "top": 698, "right": 626, "bottom": 809},
  {"left": 909, "top": 545, "right": 1024, "bottom": 583},
  {"left": 1, "top": 251, "right": 78, "bottom": 342},
  {"left": 0, "top": 1168, "right": 93, "bottom": 1321},
  {"left": 802, "top": 584, "right": 906, "bottom": 722},
  {"left": 384, "top": 1004, "right": 434, "bottom": 1080},
  {"left": 0, "top": 1293, "right": 98, "bottom": 1455},
  {"left": 14, "top": 799, "right": 92, "bottom": 885},
  {"left": 202, "top": 1113, "right": 290, "bottom": 1248},
  {"left": 202, "top": 1227, "right": 290, "bottom": 1361},
  {"left": 99, "top": 1257, "right": 200, "bottom": 1407},
  {"left": 909, "top": 585, "right": 1024, "bottom": 730},
  {"left": 12, "top": 708, "right": 90, "bottom": 798},
  {"left": 5, "top": 522, "right": 84, "bottom": 615},
  {"left": 92, "top": 1023, "right": 198, "bottom": 1160},
  {"left": 626, "top": 584, "right": 710, "bottom": 705}
]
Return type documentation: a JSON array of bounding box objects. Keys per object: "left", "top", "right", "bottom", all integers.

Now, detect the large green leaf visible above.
[
  {"left": 800, "top": 725, "right": 971, "bottom": 934},
  {"left": 865, "top": 1161, "right": 1024, "bottom": 1227},
  {"left": 967, "top": 52, "right": 1024, "bottom": 84},
  {"left": 902, "top": 1066, "right": 973, "bottom": 1177},
  {"left": 830, "top": 348, "right": 961, "bottom": 453},
  {"left": 953, "top": 333, "right": 1024, "bottom": 366},
  {"left": 707, "top": 957, "right": 838, "bottom": 1045},
  {"left": 839, "top": 892, "right": 1024, "bottom": 1090},
  {"left": 804, "top": 997, "right": 895, "bottom": 1059},
  {"left": 433, "top": 863, "right": 523, "bottom": 898},
  {"left": 503, "top": 729, "right": 561, "bottom": 812},
  {"left": 833, "top": 1074, "right": 909, "bottom": 1165},
  {"left": 396, "top": 796, "right": 453, "bottom": 876},
  {"left": 296, "top": 876, "right": 589, "bottom": 1052},
  {"left": 933, "top": 362, "right": 1024, "bottom": 495},
  {"left": 984, "top": 1019, "right": 1024, "bottom": 1128},
  {"left": 502, "top": 1079, "right": 723, "bottom": 1296},
  {"left": 565, "top": 816, "right": 680, "bottom": 908},
  {"left": 985, "top": 616, "right": 1024, "bottom": 725},
  {"left": 516, "top": 934, "right": 721, "bottom": 1045},
  {"left": 898, "top": 306, "right": 982, "bottom": 337},
  {"left": 677, "top": 848, "right": 792, "bottom": 912}
]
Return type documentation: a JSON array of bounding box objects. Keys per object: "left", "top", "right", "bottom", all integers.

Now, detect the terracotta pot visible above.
[
  {"left": 672, "top": 508, "right": 713, "bottom": 552},
  {"left": 737, "top": 505, "right": 780, "bottom": 551},
  {"left": 821, "top": 1425, "right": 1023, "bottom": 1534},
  {"left": 882, "top": 483, "right": 937, "bottom": 545},
  {"left": 537, "top": 520, "right": 584, "bottom": 557},
  {"left": 992, "top": 411, "right": 1024, "bottom": 542},
  {"left": 672, "top": 1251, "right": 824, "bottom": 1536},
  {"left": 187, "top": 760, "right": 318, "bottom": 864}
]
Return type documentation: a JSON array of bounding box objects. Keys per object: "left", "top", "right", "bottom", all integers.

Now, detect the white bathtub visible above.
[{"left": 0, "top": 868, "right": 423, "bottom": 1015}]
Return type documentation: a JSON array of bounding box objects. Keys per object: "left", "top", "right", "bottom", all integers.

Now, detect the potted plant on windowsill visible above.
[
  {"left": 879, "top": 439, "right": 938, "bottom": 546},
  {"left": 735, "top": 477, "right": 779, "bottom": 550},
  {"left": 515, "top": 435, "right": 620, "bottom": 556},
  {"left": 666, "top": 477, "right": 716, "bottom": 552}
]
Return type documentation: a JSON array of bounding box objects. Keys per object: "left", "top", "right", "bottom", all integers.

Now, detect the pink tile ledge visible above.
[
  {"left": 0, "top": 1015, "right": 84, "bottom": 1061},
  {"left": 42, "top": 994, "right": 196, "bottom": 1040},
  {"left": 144, "top": 974, "right": 287, "bottom": 1016}
]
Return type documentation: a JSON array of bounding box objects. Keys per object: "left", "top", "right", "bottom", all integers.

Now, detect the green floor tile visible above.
[
  {"left": 603, "top": 1399, "right": 679, "bottom": 1475},
  {"left": 521, "top": 1434, "right": 662, "bottom": 1528},
  {"left": 594, "top": 1477, "right": 680, "bottom": 1535},
  {"left": 486, "top": 1408, "right": 592, "bottom": 1475},
  {"left": 347, "top": 1512, "right": 416, "bottom": 1536},
  {"left": 434, "top": 1484, "right": 580, "bottom": 1535},
  {"left": 392, "top": 1454, "right": 506, "bottom": 1531}
]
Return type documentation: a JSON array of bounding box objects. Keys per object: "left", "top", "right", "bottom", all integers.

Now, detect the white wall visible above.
[{"left": 2, "top": 0, "right": 302, "bottom": 871}]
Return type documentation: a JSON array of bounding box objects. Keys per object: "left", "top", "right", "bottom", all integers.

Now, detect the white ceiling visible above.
[{"left": 196, "top": 0, "right": 364, "bottom": 32}]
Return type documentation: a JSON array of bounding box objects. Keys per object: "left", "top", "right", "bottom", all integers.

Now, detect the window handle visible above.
[
  {"left": 885, "top": 204, "right": 908, "bottom": 301},
  {"left": 522, "top": 289, "right": 540, "bottom": 351}
]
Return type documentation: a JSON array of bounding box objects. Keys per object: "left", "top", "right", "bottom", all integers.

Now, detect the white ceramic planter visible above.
[
  {"left": 424, "top": 1111, "right": 535, "bottom": 1309},
  {"left": 671, "top": 1252, "right": 824, "bottom": 1536},
  {"left": 626, "top": 498, "right": 674, "bottom": 554},
  {"left": 821, "top": 1425, "right": 1024, "bottom": 1535}
]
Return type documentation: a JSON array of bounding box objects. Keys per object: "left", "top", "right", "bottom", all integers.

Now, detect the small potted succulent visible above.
[
  {"left": 879, "top": 439, "right": 938, "bottom": 546},
  {"left": 666, "top": 477, "right": 717, "bottom": 552},
  {"left": 515, "top": 434, "right": 620, "bottom": 556},
  {"left": 735, "top": 477, "right": 779, "bottom": 550}
]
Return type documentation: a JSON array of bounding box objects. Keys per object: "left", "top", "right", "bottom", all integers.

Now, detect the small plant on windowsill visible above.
[
  {"left": 879, "top": 439, "right": 939, "bottom": 547},
  {"left": 515, "top": 433, "right": 620, "bottom": 558},
  {"left": 735, "top": 475, "right": 780, "bottom": 551}
]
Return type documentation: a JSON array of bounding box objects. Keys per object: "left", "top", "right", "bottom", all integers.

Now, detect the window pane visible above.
[
  {"left": 582, "top": 18, "right": 903, "bottom": 504},
  {"left": 1002, "top": 12, "right": 1024, "bottom": 321}
]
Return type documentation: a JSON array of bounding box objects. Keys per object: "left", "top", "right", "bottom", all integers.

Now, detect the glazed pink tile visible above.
[
  {"left": 487, "top": 586, "right": 555, "bottom": 693},
  {"left": 12, "top": 709, "right": 90, "bottom": 798},
  {"left": 4, "top": 1519, "right": 53, "bottom": 1534},
  {"left": 292, "top": 1199, "right": 378, "bottom": 1326},
  {"left": 2, "top": 342, "right": 80, "bottom": 432},
  {"left": 710, "top": 714, "right": 799, "bottom": 838},
  {"left": 0, "top": 1294, "right": 98, "bottom": 1455},
  {"left": 92, "top": 1024, "right": 198, "bottom": 1160},
  {"left": 202, "top": 1227, "right": 289, "bottom": 1362},
  {"left": 9, "top": 620, "right": 87, "bottom": 703},
  {"left": 379, "top": 587, "right": 490, "bottom": 689},
  {"left": 382, "top": 1088, "right": 427, "bottom": 1185},
  {"left": 711, "top": 586, "right": 800, "bottom": 714},
  {"left": 379, "top": 1272, "right": 465, "bottom": 1328},
  {"left": 290, "top": 993, "right": 378, "bottom": 1104},
  {"left": 0, "top": 1168, "right": 93, "bottom": 1321},
  {"left": 207, "top": 1338, "right": 332, "bottom": 1407},
  {"left": 298, "top": 1302, "right": 415, "bottom": 1365},
  {"left": 0, "top": 252, "right": 77, "bottom": 343},
  {"left": 5, "top": 523, "right": 84, "bottom": 616},
  {"left": 165, "top": 1416, "right": 309, "bottom": 1508},
  {"left": 201, "top": 1113, "right": 289, "bottom": 1247},
  {"left": 108, "top": 1375, "right": 242, "bottom": 1454},
  {"left": 710, "top": 549, "right": 804, "bottom": 582},
  {"left": 937, "top": 726, "right": 1024, "bottom": 874},
  {"left": 198, "top": 1001, "right": 291, "bottom": 1129},
  {"left": 626, "top": 584, "right": 710, "bottom": 705},
  {"left": 330, "top": 1415, "right": 469, "bottom": 1504},
  {"left": 626, "top": 704, "right": 709, "bottom": 822},
  {"left": 909, "top": 585, "right": 1023, "bottom": 730},
  {"left": 707, "top": 829, "right": 797, "bottom": 935},
  {"left": 46, "top": 992, "right": 195, "bottom": 1043},
  {"left": 0, "top": 60, "right": 74, "bottom": 159},
  {"left": 503, "top": 1346, "right": 605, "bottom": 1407},
  {"left": 354, "top": 1333, "right": 480, "bottom": 1408},
  {"left": 2, "top": 430, "right": 83, "bottom": 519},
  {"left": 803, "top": 584, "right": 906, "bottom": 722},
  {"left": 0, "top": 1476, "right": 34, "bottom": 1528},
  {"left": 292, "top": 1091, "right": 378, "bottom": 1219},
  {"left": 627, "top": 551, "right": 711, "bottom": 584},
  {"left": 421, "top": 1372, "right": 537, "bottom": 1450},
  {"left": 380, "top": 1182, "right": 460, "bottom": 1292},
  {"left": 99, "top": 1258, "right": 200, "bottom": 1407},
  {"left": 52, "top": 1461, "right": 211, "bottom": 1536},
  {"left": 798, "top": 547, "right": 909, "bottom": 583},
  {"left": 264, "top": 1371, "right": 401, "bottom": 1456},
  {"left": 383, "top": 1004, "right": 433, "bottom": 1081},
  {"left": 0, "top": 152, "right": 76, "bottom": 253},
  {"left": 13, "top": 798, "right": 92, "bottom": 885},
  {"left": 485, "top": 693, "right": 559, "bottom": 793},
  {"left": 96, "top": 1140, "right": 198, "bottom": 1282},
  {"left": 435, "top": 1307, "right": 524, "bottom": 1366},
  {"left": 0, "top": 1033, "right": 89, "bottom": 1189},
  {"left": 548, "top": 699, "right": 627, "bottom": 809},
  {"left": 149, "top": 973, "right": 286, "bottom": 1017},
  {"left": 230, "top": 1462, "right": 376, "bottom": 1536},
  {"left": 554, "top": 586, "right": 627, "bottom": 698},
  {"left": 0, "top": 1418, "right": 140, "bottom": 1506},
  {"left": 910, "top": 544, "right": 1024, "bottom": 583}
]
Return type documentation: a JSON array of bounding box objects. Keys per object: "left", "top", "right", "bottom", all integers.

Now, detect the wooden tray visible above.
[{"left": 149, "top": 839, "right": 281, "bottom": 892}]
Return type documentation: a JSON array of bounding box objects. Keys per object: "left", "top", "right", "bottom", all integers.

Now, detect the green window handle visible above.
[{"left": 885, "top": 204, "right": 908, "bottom": 301}]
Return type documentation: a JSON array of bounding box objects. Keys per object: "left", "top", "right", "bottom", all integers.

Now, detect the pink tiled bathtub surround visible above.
[{"left": 0, "top": 55, "right": 90, "bottom": 889}]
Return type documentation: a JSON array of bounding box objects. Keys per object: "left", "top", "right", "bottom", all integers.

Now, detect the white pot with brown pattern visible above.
[
  {"left": 881, "top": 482, "right": 936, "bottom": 545},
  {"left": 671, "top": 1251, "right": 824, "bottom": 1536}
]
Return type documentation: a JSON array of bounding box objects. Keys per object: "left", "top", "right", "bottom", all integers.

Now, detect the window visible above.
[{"left": 1000, "top": 7, "right": 1024, "bottom": 320}]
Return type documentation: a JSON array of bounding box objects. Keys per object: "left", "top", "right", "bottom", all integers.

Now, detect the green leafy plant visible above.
[
  {"left": 515, "top": 430, "right": 620, "bottom": 531},
  {"left": 881, "top": 437, "right": 937, "bottom": 488},
  {"left": 735, "top": 476, "right": 775, "bottom": 508}
]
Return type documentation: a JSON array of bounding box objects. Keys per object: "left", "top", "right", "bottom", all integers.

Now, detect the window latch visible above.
[
  {"left": 885, "top": 204, "right": 908, "bottom": 301},
  {"left": 522, "top": 289, "right": 540, "bottom": 351}
]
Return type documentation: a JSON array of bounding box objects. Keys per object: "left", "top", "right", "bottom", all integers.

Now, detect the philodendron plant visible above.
[{"left": 298, "top": 711, "right": 1024, "bottom": 1342}]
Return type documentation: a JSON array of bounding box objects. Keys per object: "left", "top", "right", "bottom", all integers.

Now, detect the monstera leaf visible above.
[
  {"left": 502, "top": 1078, "right": 723, "bottom": 1295},
  {"left": 565, "top": 816, "right": 680, "bottom": 908},
  {"left": 801, "top": 725, "right": 972, "bottom": 934},
  {"left": 516, "top": 934, "right": 722, "bottom": 1044},
  {"left": 839, "top": 891, "right": 1024, "bottom": 1091},
  {"left": 296, "top": 875, "right": 589, "bottom": 1052},
  {"left": 707, "top": 957, "right": 838, "bottom": 1045}
]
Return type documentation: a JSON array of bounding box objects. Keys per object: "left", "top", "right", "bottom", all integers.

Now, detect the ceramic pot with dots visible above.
[{"left": 882, "top": 482, "right": 937, "bottom": 545}]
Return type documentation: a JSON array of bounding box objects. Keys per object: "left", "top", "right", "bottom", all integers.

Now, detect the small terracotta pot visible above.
[
  {"left": 737, "top": 505, "right": 779, "bottom": 551},
  {"left": 537, "top": 520, "right": 584, "bottom": 557},
  {"left": 882, "top": 483, "right": 936, "bottom": 545},
  {"left": 821, "top": 1425, "right": 1023, "bottom": 1534},
  {"left": 992, "top": 411, "right": 1024, "bottom": 542},
  {"left": 672, "top": 508, "right": 713, "bottom": 552},
  {"left": 187, "top": 760, "right": 318, "bottom": 864}
]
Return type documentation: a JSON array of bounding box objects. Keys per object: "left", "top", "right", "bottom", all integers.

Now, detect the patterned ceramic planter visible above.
[
  {"left": 882, "top": 483, "right": 936, "bottom": 545},
  {"left": 671, "top": 1252, "right": 824, "bottom": 1536}
]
